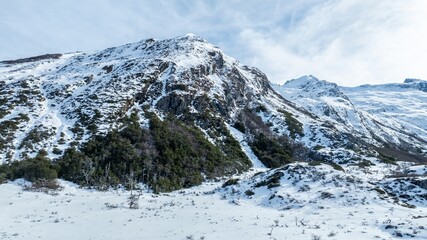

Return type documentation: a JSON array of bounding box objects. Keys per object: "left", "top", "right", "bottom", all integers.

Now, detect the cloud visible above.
[
  {"left": 237, "top": 0, "right": 427, "bottom": 86},
  {"left": 0, "top": 0, "right": 426, "bottom": 86}
]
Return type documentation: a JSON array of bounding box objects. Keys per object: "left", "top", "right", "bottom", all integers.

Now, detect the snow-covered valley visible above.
[{"left": 1, "top": 162, "right": 426, "bottom": 240}]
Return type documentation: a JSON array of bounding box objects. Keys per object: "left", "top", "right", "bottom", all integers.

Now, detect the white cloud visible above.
[
  {"left": 0, "top": 0, "right": 426, "bottom": 86},
  {"left": 237, "top": 0, "right": 427, "bottom": 86}
]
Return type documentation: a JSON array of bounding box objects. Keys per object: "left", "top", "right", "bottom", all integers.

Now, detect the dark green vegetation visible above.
[
  {"left": 0, "top": 104, "right": 321, "bottom": 193},
  {"left": 0, "top": 114, "right": 30, "bottom": 152},
  {"left": 254, "top": 171, "right": 284, "bottom": 189},
  {"left": 1, "top": 112, "right": 251, "bottom": 192},
  {"left": 374, "top": 144, "right": 427, "bottom": 165},
  {"left": 0, "top": 151, "right": 57, "bottom": 184},
  {"left": 377, "top": 151, "right": 397, "bottom": 165},
  {"left": 277, "top": 109, "right": 304, "bottom": 139},
  {"left": 245, "top": 189, "right": 255, "bottom": 196},
  {"left": 19, "top": 127, "right": 55, "bottom": 150},
  {"left": 308, "top": 161, "right": 344, "bottom": 172},
  {"left": 222, "top": 178, "right": 240, "bottom": 188},
  {"left": 55, "top": 112, "right": 250, "bottom": 192},
  {"left": 0, "top": 79, "right": 44, "bottom": 155},
  {"left": 234, "top": 108, "right": 312, "bottom": 168},
  {"left": 250, "top": 133, "right": 294, "bottom": 168}
]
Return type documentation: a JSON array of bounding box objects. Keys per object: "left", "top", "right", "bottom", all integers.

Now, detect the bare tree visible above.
[
  {"left": 82, "top": 159, "right": 95, "bottom": 186},
  {"left": 126, "top": 170, "right": 140, "bottom": 209},
  {"left": 126, "top": 170, "right": 135, "bottom": 194}
]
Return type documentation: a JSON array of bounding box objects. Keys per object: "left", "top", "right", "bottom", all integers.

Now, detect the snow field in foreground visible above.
[{"left": 1, "top": 177, "right": 426, "bottom": 240}]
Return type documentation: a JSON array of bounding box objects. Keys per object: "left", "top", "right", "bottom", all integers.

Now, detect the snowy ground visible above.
[{"left": 1, "top": 165, "right": 426, "bottom": 240}]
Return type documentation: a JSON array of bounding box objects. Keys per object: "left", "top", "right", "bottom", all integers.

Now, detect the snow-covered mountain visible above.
[
  {"left": 0, "top": 34, "right": 278, "bottom": 162},
  {"left": 1, "top": 34, "right": 426, "bottom": 170},
  {"left": 274, "top": 76, "right": 427, "bottom": 163},
  {"left": 1, "top": 35, "right": 426, "bottom": 240},
  {"left": 1, "top": 34, "right": 426, "bottom": 169},
  {"left": 0, "top": 34, "right": 359, "bottom": 165},
  {"left": 343, "top": 79, "right": 427, "bottom": 143},
  {"left": 274, "top": 75, "right": 368, "bottom": 134}
]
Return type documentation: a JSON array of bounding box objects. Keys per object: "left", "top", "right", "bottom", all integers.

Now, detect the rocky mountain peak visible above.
[
  {"left": 403, "top": 78, "right": 427, "bottom": 92},
  {"left": 281, "top": 75, "right": 348, "bottom": 99},
  {"left": 404, "top": 78, "right": 424, "bottom": 84},
  {"left": 282, "top": 75, "right": 319, "bottom": 88}
]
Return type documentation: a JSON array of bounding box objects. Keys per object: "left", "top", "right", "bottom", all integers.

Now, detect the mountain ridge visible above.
[{"left": 274, "top": 75, "right": 427, "bottom": 162}]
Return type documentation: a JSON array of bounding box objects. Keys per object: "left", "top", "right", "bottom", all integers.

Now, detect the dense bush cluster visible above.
[
  {"left": 0, "top": 112, "right": 251, "bottom": 192},
  {"left": 234, "top": 108, "right": 312, "bottom": 168},
  {"left": 0, "top": 151, "right": 57, "bottom": 184},
  {"left": 250, "top": 133, "right": 293, "bottom": 168},
  {"left": 55, "top": 112, "right": 250, "bottom": 192}
]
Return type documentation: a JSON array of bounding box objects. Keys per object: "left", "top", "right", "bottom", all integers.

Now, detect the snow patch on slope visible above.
[{"left": 227, "top": 125, "right": 266, "bottom": 169}]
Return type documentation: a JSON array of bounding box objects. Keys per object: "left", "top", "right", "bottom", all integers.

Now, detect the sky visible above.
[{"left": 1, "top": 0, "right": 426, "bottom": 86}]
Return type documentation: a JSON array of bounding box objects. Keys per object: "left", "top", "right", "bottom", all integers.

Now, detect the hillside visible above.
[
  {"left": 0, "top": 35, "right": 426, "bottom": 240},
  {"left": 0, "top": 34, "right": 305, "bottom": 162}
]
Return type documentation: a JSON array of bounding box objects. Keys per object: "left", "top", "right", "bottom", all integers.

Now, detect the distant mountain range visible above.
[{"left": 274, "top": 75, "right": 427, "bottom": 162}]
